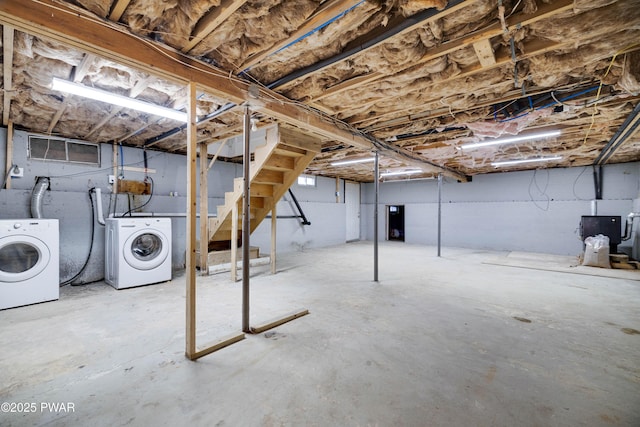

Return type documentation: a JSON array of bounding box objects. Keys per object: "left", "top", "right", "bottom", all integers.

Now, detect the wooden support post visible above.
[
  {"left": 271, "top": 204, "right": 276, "bottom": 274},
  {"left": 199, "top": 142, "right": 209, "bottom": 275},
  {"left": 231, "top": 201, "right": 238, "bottom": 282},
  {"left": 335, "top": 176, "right": 340, "bottom": 203},
  {"left": 437, "top": 173, "right": 442, "bottom": 257},
  {"left": 185, "top": 82, "right": 198, "bottom": 360},
  {"left": 4, "top": 122, "right": 13, "bottom": 189}
]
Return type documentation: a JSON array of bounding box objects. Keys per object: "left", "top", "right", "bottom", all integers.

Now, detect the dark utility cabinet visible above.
[{"left": 580, "top": 215, "right": 622, "bottom": 253}]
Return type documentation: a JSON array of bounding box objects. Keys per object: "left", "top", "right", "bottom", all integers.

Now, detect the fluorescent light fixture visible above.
[
  {"left": 51, "top": 77, "right": 188, "bottom": 122},
  {"left": 331, "top": 157, "right": 375, "bottom": 166},
  {"left": 380, "top": 169, "right": 422, "bottom": 178},
  {"left": 460, "top": 130, "right": 561, "bottom": 150},
  {"left": 491, "top": 156, "right": 562, "bottom": 167}
]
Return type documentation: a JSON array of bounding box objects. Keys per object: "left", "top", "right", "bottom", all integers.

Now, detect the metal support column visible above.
[
  {"left": 374, "top": 151, "right": 379, "bottom": 282},
  {"left": 242, "top": 105, "right": 251, "bottom": 333},
  {"left": 437, "top": 173, "right": 442, "bottom": 257}
]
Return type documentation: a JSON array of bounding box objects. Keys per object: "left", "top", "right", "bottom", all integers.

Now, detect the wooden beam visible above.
[
  {"left": 182, "top": 0, "right": 247, "bottom": 53},
  {"left": 2, "top": 25, "right": 14, "bottom": 126},
  {"left": 85, "top": 76, "right": 152, "bottom": 138},
  {"left": 250, "top": 309, "right": 309, "bottom": 334},
  {"left": 73, "top": 53, "right": 95, "bottom": 82},
  {"left": 185, "top": 81, "right": 198, "bottom": 360},
  {"left": 4, "top": 121, "right": 13, "bottom": 189},
  {"left": 239, "top": 0, "right": 362, "bottom": 70},
  {"left": 308, "top": 0, "right": 574, "bottom": 104},
  {"left": 108, "top": 0, "right": 131, "bottom": 21},
  {"left": 310, "top": 72, "right": 381, "bottom": 103},
  {"left": 0, "top": 0, "right": 464, "bottom": 181},
  {"left": 47, "top": 106, "right": 66, "bottom": 134},
  {"left": 199, "top": 142, "right": 209, "bottom": 275},
  {"left": 473, "top": 39, "right": 496, "bottom": 67}
]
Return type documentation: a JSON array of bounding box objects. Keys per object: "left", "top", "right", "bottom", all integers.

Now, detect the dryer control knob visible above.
[
  {"left": 145, "top": 221, "right": 151, "bottom": 226},
  {"left": 13, "top": 223, "right": 21, "bottom": 229}
]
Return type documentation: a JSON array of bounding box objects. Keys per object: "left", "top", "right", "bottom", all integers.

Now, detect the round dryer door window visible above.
[
  {"left": 123, "top": 230, "right": 169, "bottom": 271},
  {"left": 0, "top": 236, "right": 50, "bottom": 283}
]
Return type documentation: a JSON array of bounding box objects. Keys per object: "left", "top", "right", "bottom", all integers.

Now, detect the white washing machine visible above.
[
  {"left": 105, "top": 217, "right": 172, "bottom": 289},
  {"left": 0, "top": 219, "right": 59, "bottom": 310}
]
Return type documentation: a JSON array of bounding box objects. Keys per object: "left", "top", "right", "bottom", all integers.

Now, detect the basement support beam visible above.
[
  {"left": 4, "top": 122, "right": 13, "bottom": 189},
  {"left": 437, "top": 173, "right": 442, "bottom": 257},
  {"left": 3, "top": 25, "right": 14, "bottom": 126},
  {"left": 0, "top": 0, "right": 465, "bottom": 182},
  {"left": 186, "top": 82, "right": 198, "bottom": 359},
  {"left": 242, "top": 104, "right": 251, "bottom": 333},
  {"left": 199, "top": 142, "right": 209, "bottom": 275},
  {"left": 373, "top": 151, "right": 379, "bottom": 282}
]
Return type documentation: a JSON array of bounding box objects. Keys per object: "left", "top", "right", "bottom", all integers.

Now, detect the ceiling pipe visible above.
[
  {"left": 594, "top": 102, "right": 640, "bottom": 165},
  {"left": 266, "top": 0, "right": 467, "bottom": 90},
  {"left": 143, "top": 102, "right": 236, "bottom": 146}
]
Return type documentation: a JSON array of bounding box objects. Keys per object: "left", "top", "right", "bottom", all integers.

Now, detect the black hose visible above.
[{"left": 60, "top": 188, "right": 96, "bottom": 286}]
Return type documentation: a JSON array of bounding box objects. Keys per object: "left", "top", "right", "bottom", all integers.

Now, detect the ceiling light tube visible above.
[
  {"left": 460, "top": 130, "right": 561, "bottom": 150},
  {"left": 330, "top": 157, "right": 376, "bottom": 166},
  {"left": 491, "top": 156, "right": 562, "bottom": 167},
  {"left": 51, "top": 77, "right": 188, "bottom": 122},
  {"left": 379, "top": 169, "right": 422, "bottom": 178}
]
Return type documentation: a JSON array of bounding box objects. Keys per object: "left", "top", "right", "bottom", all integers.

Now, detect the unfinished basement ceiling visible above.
[{"left": 1, "top": 0, "right": 639, "bottom": 182}]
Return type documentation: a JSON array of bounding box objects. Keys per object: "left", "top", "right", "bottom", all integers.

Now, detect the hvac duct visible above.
[{"left": 30, "top": 177, "right": 50, "bottom": 218}]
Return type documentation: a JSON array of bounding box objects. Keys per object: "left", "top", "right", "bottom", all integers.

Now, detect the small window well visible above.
[{"left": 297, "top": 174, "right": 316, "bottom": 187}]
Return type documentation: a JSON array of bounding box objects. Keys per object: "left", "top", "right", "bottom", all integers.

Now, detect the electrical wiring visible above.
[
  {"left": 46, "top": 150, "right": 162, "bottom": 179},
  {"left": 582, "top": 44, "right": 640, "bottom": 146},
  {"left": 528, "top": 168, "right": 550, "bottom": 211},
  {"left": 572, "top": 166, "right": 590, "bottom": 200},
  {"left": 120, "top": 176, "right": 154, "bottom": 217},
  {"left": 0, "top": 164, "right": 16, "bottom": 191}
]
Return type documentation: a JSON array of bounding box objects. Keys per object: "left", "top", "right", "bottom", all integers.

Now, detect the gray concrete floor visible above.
[{"left": 1, "top": 241, "right": 639, "bottom": 427}]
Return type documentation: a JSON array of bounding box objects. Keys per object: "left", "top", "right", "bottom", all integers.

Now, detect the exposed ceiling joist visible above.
[
  {"left": 310, "top": 0, "right": 574, "bottom": 104},
  {"left": 182, "top": 0, "right": 248, "bottom": 54},
  {"left": 239, "top": 0, "right": 362, "bottom": 71},
  {"left": 2, "top": 24, "right": 14, "bottom": 126},
  {"left": 108, "top": 0, "right": 131, "bottom": 21},
  {"left": 0, "top": 0, "right": 466, "bottom": 180},
  {"left": 85, "top": 76, "right": 153, "bottom": 139},
  {"left": 47, "top": 53, "right": 97, "bottom": 134}
]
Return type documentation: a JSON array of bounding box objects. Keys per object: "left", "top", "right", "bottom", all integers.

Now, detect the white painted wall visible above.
[
  {"left": 345, "top": 181, "right": 361, "bottom": 241},
  {"left": 362, "top": 163, "right": 640, "bottom": 256}
]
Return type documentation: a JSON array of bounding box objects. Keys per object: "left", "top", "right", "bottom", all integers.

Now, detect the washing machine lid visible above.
[
  {"left": 0, "top": 235, "right": 51, "bottom": 283},
  {"left": 123, "top": 229, "right": 169, "bottom": 271}
]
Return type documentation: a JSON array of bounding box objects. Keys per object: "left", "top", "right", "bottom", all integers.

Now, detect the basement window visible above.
[
  {"left": 29, "top": 136, "right": 100, "bottom": 165},
  {"left": 297, "top": 174, "right": 316, "bottom": 187}
]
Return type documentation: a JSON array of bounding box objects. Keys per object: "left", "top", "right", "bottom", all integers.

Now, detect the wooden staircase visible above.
[{"left": 207, "top": 126, "right": 321, "bottom": 249}]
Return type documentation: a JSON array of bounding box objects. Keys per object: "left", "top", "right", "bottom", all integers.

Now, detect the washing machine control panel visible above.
[{"left": 13, "top": 223, "right": 21, "bottom": 229}]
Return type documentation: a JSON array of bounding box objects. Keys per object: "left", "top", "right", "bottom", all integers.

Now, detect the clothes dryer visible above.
[
  {"left": 105, "top": 217, "right": 171, "bottom": 289},
  {"left": 0, "top": 219, "right": 59, "bottom": 310}
]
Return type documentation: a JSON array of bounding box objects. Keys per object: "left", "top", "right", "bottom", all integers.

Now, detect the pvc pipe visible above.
[{"left": 95, "top": 188, "right": 106, "bottom": 225}]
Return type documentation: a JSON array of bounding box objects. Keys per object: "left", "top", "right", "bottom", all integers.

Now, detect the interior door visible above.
[{"left": 345, "top": 181, "right": 360, "bottom": 242}]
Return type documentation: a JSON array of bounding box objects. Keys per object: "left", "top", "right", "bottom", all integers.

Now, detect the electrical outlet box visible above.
[
  {"left": 10, "top": 167, "right": 24, "bottom": 178},
  {"left": 108, "top": 175, "right": 115, "bottom": 184}
]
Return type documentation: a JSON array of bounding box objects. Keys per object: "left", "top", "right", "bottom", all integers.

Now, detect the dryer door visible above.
[
  {"left": 123, "top": 230, "right": 169, "bottom": 271},
  {"left": 0, "top": 235, "right": 51, "bottom": 283}
]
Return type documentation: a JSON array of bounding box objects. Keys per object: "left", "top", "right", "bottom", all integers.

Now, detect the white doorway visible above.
[{"left": 345, "top": 181, "right": 360, "bottom": 242}]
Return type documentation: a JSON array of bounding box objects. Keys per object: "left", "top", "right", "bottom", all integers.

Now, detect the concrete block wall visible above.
[
  {"left": 1, "top": 128, "right": 348, "bottom": 284},
  {"left": 361, "top": 163, "right": 640, "bottom": 256}
]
